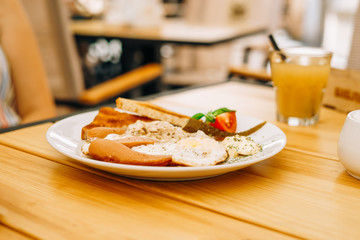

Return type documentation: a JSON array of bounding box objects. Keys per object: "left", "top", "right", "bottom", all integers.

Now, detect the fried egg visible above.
[{"left": 171, "top": 137, "right": 228, "bottom": 167}]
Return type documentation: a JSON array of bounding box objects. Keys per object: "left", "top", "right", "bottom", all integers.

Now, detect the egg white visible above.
[
  {"left": 171, "top": 137, "right": 228, "bottom": 167},
  {"left": 132, "top": 142, "right": 177, "bottom": 156}
]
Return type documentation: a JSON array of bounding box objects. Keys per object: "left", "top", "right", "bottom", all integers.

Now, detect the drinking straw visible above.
[{"left": 268, "top": 34, "right": 286, "bottom": 61}]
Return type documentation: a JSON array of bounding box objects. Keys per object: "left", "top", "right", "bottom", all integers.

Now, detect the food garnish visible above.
[
  {"left": 192, "top": 108, "right": 237, "bottom": 133},
  {"left": 183, "top": 118, "right": 266, "bottom": 141}
]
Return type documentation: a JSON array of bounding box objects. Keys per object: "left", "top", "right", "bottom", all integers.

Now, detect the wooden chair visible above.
[
  {"left": 21, "top": 0, "right": 162, "bottom": 107},
  {"left": 79, "top": 63, "right": 162, "bottom": 105}
]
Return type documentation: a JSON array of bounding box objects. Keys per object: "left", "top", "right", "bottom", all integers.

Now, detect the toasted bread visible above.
[
  {"left": 81, "top": 107, "right": 152, "bottom": 139},
  {"left": 116, "top": 97, "right": 190, "bottom": 127}
]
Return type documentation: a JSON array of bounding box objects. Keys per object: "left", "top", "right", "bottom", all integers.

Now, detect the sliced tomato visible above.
[
  {"left": 209, "top": 111, "right": 237, "bottom": 133},
  {"left": 191, "top": 107, "right": 237, "bottom": 133}
]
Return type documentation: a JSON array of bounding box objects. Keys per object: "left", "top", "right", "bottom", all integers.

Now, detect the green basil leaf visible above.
[
  {"left": 212, "top": 107, "right": 235, "bottom": 117},
  {"left": 205, "top": 111, "right": 215, "bottom": 123},
  {"left": 191, "top": 113, "right": 205, "bottom": 120}
]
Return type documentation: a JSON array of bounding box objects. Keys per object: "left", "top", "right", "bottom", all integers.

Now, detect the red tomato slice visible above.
[{"left": 209, "top": 111, "right": 237, "bottom": 133}]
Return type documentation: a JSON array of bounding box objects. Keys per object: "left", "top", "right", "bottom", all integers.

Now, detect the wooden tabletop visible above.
[
  {"left": 0, "top": 81, "right": 358, "bottom": 240},
  {"left": 71, "top": 19, "right": 266, "bottom": 45}
]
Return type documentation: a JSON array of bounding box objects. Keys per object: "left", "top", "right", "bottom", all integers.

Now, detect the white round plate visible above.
[{"left": 46, "top": 109, "right": 286, "bottom": 181}]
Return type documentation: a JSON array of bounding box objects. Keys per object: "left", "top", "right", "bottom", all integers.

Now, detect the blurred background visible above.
[{"left": 19, "top": 0, "right": 360, "bottom": 113}]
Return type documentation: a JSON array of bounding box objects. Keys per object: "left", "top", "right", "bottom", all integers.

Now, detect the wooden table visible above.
[
  {"left": 71, "top": 18, "right": 266, "bottom": 85},
  {"left": 71, "top": 19, "right": 266, "bottom": 46},
  {"left": 0, "top": 80, "right": 358, "bottom": 240}
]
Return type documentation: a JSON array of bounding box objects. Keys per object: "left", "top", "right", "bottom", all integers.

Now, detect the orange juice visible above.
[{"left": 270, "top": 47, "right": 332, "bottom": 126}]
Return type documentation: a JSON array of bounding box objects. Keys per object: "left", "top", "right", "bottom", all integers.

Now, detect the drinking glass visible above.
[{"left": 270, "top": 47, "right": 332, "bottom": 126}]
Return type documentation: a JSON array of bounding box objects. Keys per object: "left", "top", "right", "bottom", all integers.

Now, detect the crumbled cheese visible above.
[
  {"left": 125, "top": 120, "right": 208, "bottom": 142},
  {"left": 221, "top": 135, "right": 261, "bottom": 158}
]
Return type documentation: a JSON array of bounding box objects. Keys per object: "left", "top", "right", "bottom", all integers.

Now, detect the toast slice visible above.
[
  {"left": 116, "top": 97, "right": 190, "bottom": 127},
  {"left": 81, "top": 107, "right": 152, "bottom": 139}
]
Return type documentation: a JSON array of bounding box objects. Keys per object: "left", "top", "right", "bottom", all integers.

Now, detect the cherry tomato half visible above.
[{"left": 209, "top": 111, "right": 237, "bottom": 133}]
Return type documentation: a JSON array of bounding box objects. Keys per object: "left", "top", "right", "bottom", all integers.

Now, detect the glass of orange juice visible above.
[{"left": 270, "top": 47, "right": 332, "bottom": 126}]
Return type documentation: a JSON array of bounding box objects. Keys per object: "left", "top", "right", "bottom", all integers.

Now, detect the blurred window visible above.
[{"left": 322, "top": 0, "right": 359, "bottom": 68}]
